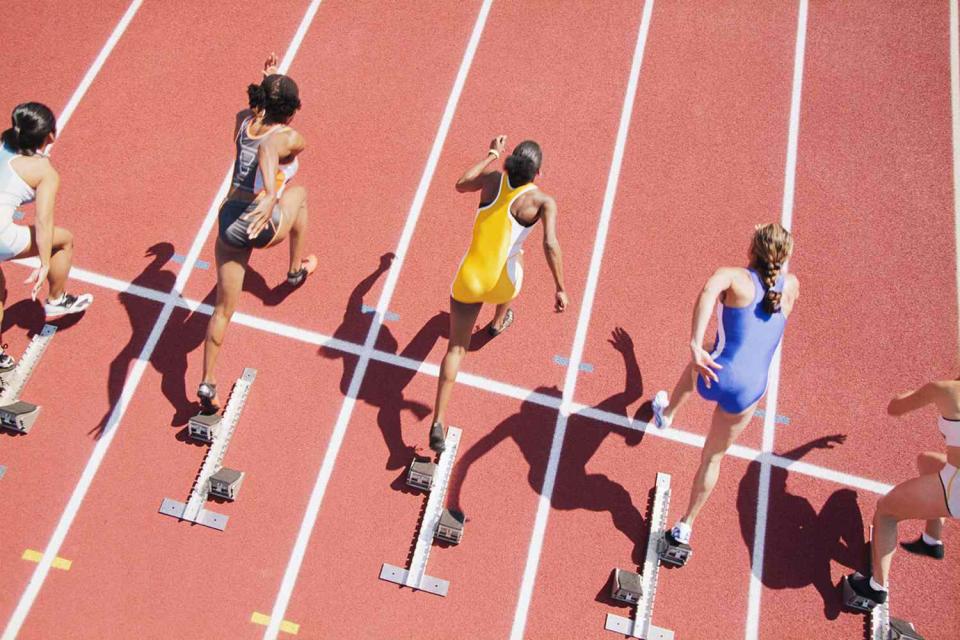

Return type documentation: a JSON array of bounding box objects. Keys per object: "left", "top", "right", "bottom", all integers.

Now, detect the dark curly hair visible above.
[
  {"left": 504, "top": 140, "right": 542, "bottom": 186},
  {"left": 247, "top": 74, "right": 301, "bottom": 124},
  {"left": 1, "top": 102, "right": 56, "bottom": 155}
]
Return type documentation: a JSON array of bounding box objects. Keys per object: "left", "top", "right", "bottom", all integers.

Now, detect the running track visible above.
[{"left": 0, "top": 1, "right": 957, "bottom": 638}]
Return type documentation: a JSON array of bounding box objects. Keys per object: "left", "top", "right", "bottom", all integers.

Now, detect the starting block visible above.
[
  {"left": 0, "top": 325, "right": 56, "bottom": 434},
  {"left": 406, "top": 456, "right": 436, "bottom": 491},
  {"left": 657, "top": 531, "right": 692, "bottom": 567},
  {"left": 159, "top": 368, "right": 255, "bottom": 531},
  {"left": 434, "top": 508, "right": 465, "bottom": 545},
  {"left": 380, "top": 426, "right": 461, "bottom": 597},
  {"left": 188, "top": 412, "right": 222, "bottom": 443},
  {"left": 604, "top": 472, "right": 675, "bottom": 639}
]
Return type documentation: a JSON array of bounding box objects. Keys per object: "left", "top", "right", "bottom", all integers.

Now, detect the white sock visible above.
[
  {"left": 47, "top": 293, "right": 66, "bottom": 304},
  {"left": 922, "top": 532, "right": 943, "bottom": 546},
  {"left": 868, "top": 577, "right": 888, "bottom": 592}
]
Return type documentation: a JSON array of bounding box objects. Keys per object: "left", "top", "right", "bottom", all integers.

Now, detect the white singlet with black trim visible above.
[{"left": 0, "top": 144, "right": 35, "bottom": 260}]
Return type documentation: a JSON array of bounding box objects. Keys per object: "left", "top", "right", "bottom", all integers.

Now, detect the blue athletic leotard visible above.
[{"left": 696, "top": 268, "right": 786, "bottom": 414}]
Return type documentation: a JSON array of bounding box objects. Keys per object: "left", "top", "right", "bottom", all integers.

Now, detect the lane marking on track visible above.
[
  {"left": 0, "top": 3, "right": 326, "bottom": 638},
  {"left": 262, "top": 3, "right": 494, "bottom": 638},
  {"left": 6, "top": 258, "right": 895, "bottom": 496},
  {"left": 21, "top": 550, "right": 70, "bottom": 571},
  {"left": 552, "top": 355, "right": 594, "bottom": 372},
  {"left": 0, "top": 465, "right": 5, "bottom": 480},
  {"left": 171, "top": 254, "right": 209, "bottom": 270},
  {"left": 360, "top": 304, "right": 399, "bottom": 321},
  {"left": 510, "top": 1, "right": 656, "bottom": 637},
  {"left": 250, "top": 612, "right": 299, "bottom": 635},
  {"left": 753, "top": 408, "right": 790, "bottom": 425},
  {"left": 744, "top": 2, "right": 808, "bottom": 639},
  {"left": 951, "top": 0, "right": 960, "bottom": 347}
]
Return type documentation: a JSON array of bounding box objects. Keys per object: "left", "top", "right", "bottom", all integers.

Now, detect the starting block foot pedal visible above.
[
  {"left": 889, "top": 617, "right": 924, "bottom": 640},
  {"left": 0, "top": 401, "right": 41, "bottom": 434},
  {"left": 188, "top": 412, "right": 222, "bottom": 443},
  {"left": 610, "top": 568, "right": 643, "bottom": 604},
  {"left": 841, "top": 573, "right": 879, "bottom": 612},
  {"left": 406, "top": 456, "right": 436, "bottom": 491},
  {"left": 434, "top": 508, "right": 465, "bottom": 545},
  {"left": 209, "top": 467, "right": 245, "bottom": 501},
  {"left": 657, "top": 531, "right": 691, "bottom": 567}
]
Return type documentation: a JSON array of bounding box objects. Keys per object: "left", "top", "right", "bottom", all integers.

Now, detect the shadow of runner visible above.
[
  {"left": 737, "top": 434, "right": 865, "bottom": 621},
  {"left": 447, "top": 327, "right": 647, "bottom": 562},
  {"left": 320, "top": 252, "right": 449, "bottom": 470}
]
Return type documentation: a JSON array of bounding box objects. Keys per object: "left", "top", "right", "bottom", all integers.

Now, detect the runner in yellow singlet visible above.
[{"left": 425, "top": 136, "right": 569, "bottom": 453}]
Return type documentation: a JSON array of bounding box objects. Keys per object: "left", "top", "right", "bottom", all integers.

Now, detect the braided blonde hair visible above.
[{"left": 750, "top": 223, "right": 793, "bottom": 313}]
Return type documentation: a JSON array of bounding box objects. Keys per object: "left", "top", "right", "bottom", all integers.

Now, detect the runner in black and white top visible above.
[
  {"left": 198, "top": 53, "right": 316, "bottom": 412},
  {"left": 0, "top": 102, "right": 93, "bottom": 367}
]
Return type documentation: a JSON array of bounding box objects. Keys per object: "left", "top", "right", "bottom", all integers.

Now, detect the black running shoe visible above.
[
  {"left": 197, "top": 382, "right": 219, "bottom": 415},
  {"left": 900, "top": 536, "right": 945, "bottom": 560},
  {"left": 0, "top": 349, "right": 15, "bottom": 372},
  {"left": 429, "top": 421, "right": 446, "bottom": 454},
  {"left": 45, "top": 292, "right": 93, "bottom": 318},
  {"left": 846, "top": 572, "right": 887, "bottom": 606}
]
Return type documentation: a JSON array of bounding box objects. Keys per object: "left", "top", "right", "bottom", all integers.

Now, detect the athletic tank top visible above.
[
  {"left": 460, "top": 173, "right": 537, "bottom": 277},
  {"left": 710, "top": 268, "right": 787, "bottom": 369},
  {"left": 939, "top": 416, "right": 960, "bottom": 447},
  {"left": 231, "top": 117, "right": 299, "bottom": 198},
  {"left": 0, "top": 144, "right": 35, "bottom": 230}
]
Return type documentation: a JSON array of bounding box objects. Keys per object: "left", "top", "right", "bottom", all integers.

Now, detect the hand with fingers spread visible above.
[
  {"left": 263, "top": 52, "right": 279, "bottom": 77},
  {"left": 690, "top": 343, "right": 722, "bottom": 388},
  {"left": 25, "top": 263, "right": 49, "bottom": 301},
  {"left": 489, "top": 134, "right": 507, "bottom": 158},
  {"left": 243, "top": 196, "right": 276, "bottom": 239}
]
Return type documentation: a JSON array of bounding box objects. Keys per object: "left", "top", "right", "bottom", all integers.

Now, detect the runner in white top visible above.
[{"left": 0, "top": 102, "right": 92, "bottom": 366}]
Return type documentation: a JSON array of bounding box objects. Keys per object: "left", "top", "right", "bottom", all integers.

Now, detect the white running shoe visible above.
[
  {"left": 45, "top": 292, "right": 93, "bottom": 318},
  {"left": 671, "top": 521, "right": 692, "bottom": 545},
  {"left": 652, "top": 390, "right": 672, "bottom": 429}
]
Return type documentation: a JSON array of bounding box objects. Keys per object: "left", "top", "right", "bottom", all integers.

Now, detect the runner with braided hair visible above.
[{"left": 650, "top": 223, "right": 799, "bottom": 563}]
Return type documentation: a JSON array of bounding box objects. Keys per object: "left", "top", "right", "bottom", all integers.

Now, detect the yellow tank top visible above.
[{"left": 452, "top": 173, "right": 536, "bottom": 302}]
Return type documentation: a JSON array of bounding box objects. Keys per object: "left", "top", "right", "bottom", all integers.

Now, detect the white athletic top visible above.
[
  {"left": 939, "top": 416, "right": 960, "bottom": 447},
  {"left": 0, "top": 144, "right": 35, "bottom": 230}
]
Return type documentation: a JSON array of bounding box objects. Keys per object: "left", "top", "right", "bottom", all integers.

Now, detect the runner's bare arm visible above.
[
  {"left": 540, "top": 196, "right": 568, "bottom": 312},
  {"left": 456, "top": 134, "right": 507, "bottom": 193},
  {"left": 887, "top": 381, "right": 946, "bottom": 416}
]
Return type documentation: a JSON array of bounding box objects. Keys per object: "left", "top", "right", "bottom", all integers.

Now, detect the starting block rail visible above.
[
  {"left": 159, "top": 368, "right": 256, "bottom": 531},
  {"left": 605, "top": 472, "right": 675, "bottom": 639},
  {"left": 0, "top": 325, "right": 56, "bottom": 434},
  {"left": 380, "top": 426, "right": 461, "bottom": 597}
]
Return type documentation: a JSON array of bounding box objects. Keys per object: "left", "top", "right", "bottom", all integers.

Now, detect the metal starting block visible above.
[
  {"left": 657, "top": 532, "right": 692, "bottom": 567},
  {"left": 434, "top": 508, "right": 465, "bottom": 545},
  {"left": 887, "top": 618, "right": 924, "bottom": 640},
  {"left": 159, "top": 368, "right": 256, "bottom": 531},
  {"left": 406, "top": 456, "right": 436, "bottom": 491},
  {"left": 0, "top": 401, "right": 41, "bottom": 434},
  {"left": 604, "top": 472, "right": 675, "bottom": 639},
  {"left": 188, "top": 412, "right": 222, "bottom": 443},
  {"left": 0, "top": 325, "right": 56, "bottom": 434},
  {"left": 209, "top": 467, "right": 245, "bottom": 501},
  {"left": 380, "top": 426, "right": 461, "bottom": 597},
  {"left": 611, "top": 568, "right": 643, "bottom": 604}
]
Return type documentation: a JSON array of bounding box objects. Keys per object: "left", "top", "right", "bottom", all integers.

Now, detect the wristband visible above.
[{"left": 487, "top": 149, "right": 500, "bottom": 159}]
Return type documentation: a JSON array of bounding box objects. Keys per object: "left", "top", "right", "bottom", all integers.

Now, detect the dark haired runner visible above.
[
  {"left": 0, "top": 102, "right": 92, "bottom": 365},
  {"left": 424, "top": 135, "right": 569, "bottom": 454},
  {"left": 198, "top": 53, "right": 316, "bottom": 411}
]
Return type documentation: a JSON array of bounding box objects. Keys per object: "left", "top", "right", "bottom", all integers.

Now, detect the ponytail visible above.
[
  {"left": 247, "top": 74, "right": 301, "bottom": 123},
  {"left": 2, "top": 102, "right": 55, "bottom": 156},
  {"left": 247, "top": 83, "right": 267, "bottom": 112},
  {"left": 750, "top": 223, "right": 794, "bottom": 314}
]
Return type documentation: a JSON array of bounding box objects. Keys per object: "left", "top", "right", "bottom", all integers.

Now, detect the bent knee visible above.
[
  {"left": 917, "top": 451, "right": 945, "bottom": 475},
  {"left": 54, "top": 227, "right": 74, "bottom": 249}
]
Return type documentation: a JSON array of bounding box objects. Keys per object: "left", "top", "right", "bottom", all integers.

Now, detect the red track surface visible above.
[{"left": 1, "top": 1, "right": 958, "bottom": 638}]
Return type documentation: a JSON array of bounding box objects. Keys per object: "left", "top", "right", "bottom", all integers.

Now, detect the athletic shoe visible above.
[
  {"left": 0, "top": 349, "right": 15, "bottom": 372},
  {"left": 670, "top": 520, "right": 692, "bottom": 544},
  {"left": 197, "top": 382, "right": 219, "bottom": 415},
  {"left": 900, "top": 535, "right": 945, "bottom": 560},
  {"left": 44, "top": 292, "right": 93, "bottom": 318},
  {"left": 429, "top": 421, "right": 446, "bottom": 454},
  {"left": 845, "top": 572, "right": 887, "bottom": 606},
  {"left": 652, "top": 390, "right": 673, "bottom": 429}
]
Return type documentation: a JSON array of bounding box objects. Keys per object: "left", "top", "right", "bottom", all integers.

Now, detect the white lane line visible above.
[
  {"left": 744, "top": 1, "right": 807, "bottom": 638},
  {"left": 1, "top": 3, "right": 325, "bottom": 638},
  {"left": 261, "top": 2, "right": 494, "bottom": 637},
  {"left": 951, "top": 0, "right": 960, "bottom": 348},
  {"left": 509, "top": 1, "right": 656, "bottom": 637},
  {"left": 9, "top": 256, "right": 894, "bottom": 495},
  {"left": 55, "top": 0, "right": 144, "bottom": 137}
]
